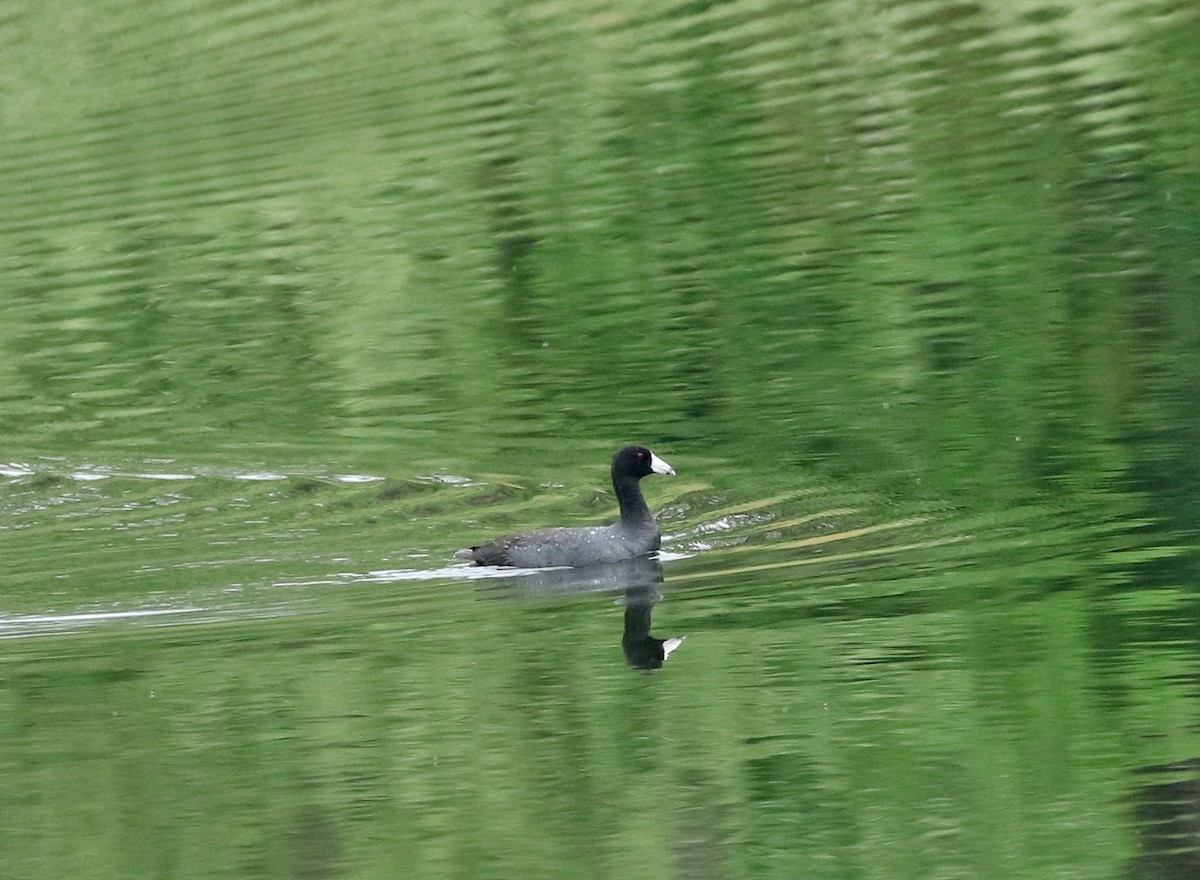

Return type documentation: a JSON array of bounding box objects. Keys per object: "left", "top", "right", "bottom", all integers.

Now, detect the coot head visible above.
[{"left": 614, "top": 445, "right": 676, "bottom": 479}]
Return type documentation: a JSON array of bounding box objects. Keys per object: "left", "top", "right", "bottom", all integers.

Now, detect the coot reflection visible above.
[{"left": 478, "top": 555, "right": 685, "bottom": 671}]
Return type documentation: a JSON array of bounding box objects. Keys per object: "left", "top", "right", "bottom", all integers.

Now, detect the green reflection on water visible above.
[{"left": 2, "top": 0, "right": 1199, "bottom": 877}]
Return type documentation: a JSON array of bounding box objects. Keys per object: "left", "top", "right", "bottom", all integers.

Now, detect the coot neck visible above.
[{"left": 613, "top": 469, "right": 654, "bottom": 527}]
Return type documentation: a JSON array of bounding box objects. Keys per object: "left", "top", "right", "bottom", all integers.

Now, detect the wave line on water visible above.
[
  {"left": 673, "top": 532, "right": 973, "bottom": 582},
  {"left": 0, "top": 605, "right": 207, "bottom": 639},
  {"left": 719, "top": 515, "right": 935, "bottom": 554}
]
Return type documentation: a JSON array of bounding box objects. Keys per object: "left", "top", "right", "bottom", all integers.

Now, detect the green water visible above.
[{"left": 2, "top": 1, "right": 1199, "bottom": 877}]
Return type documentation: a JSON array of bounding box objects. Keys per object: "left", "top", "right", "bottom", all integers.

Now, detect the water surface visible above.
[{"left": 2, "top": 1, "right": 1198, "bottom": 878}]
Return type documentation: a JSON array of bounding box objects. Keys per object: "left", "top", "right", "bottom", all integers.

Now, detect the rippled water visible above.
[{"left": 3, "top": 1, "right": 1199, "bottom": 878}]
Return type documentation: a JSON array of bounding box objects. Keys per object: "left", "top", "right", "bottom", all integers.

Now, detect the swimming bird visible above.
[{"left": 455, "top": 445, "right": 675, "bottom": 568}]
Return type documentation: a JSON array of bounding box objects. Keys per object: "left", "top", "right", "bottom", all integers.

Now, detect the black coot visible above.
[{"left": 455, "top": 445, "right": 675, "bottom": 568}]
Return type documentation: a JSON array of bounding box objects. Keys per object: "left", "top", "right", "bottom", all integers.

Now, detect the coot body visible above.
[{"left": 456, "top": 445, "right": 674, "bottom": 568}]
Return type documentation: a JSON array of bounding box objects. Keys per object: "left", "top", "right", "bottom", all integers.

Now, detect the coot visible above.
[{"left": 455, "top": 445, "right": 675, "bottom": 568}]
